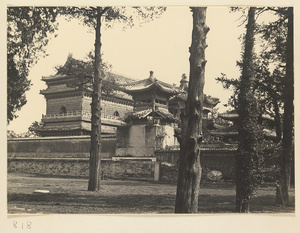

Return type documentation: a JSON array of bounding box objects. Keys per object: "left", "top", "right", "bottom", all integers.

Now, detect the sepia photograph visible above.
[{"left": 1, "top": 1, "right": 298, "bottom": 232}]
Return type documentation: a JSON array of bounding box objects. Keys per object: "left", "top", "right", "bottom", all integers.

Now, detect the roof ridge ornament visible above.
[
  {"left": 149, "top": 70, "right": 156, "bottom": 82},
  {"left": 179, "top": 73, "right": 188, "bottom": 92}
]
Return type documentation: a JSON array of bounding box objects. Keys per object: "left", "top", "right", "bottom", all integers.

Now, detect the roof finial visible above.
[
  {"left": 149, "top": 70, "right": 155, "bottom": 81},
  {"left": 180, "top": 73, "right": 188, "bottom": 92}
]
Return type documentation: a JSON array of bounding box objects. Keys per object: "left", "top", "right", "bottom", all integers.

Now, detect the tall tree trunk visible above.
[
  {"left": 236, "top": 7, "right": 263, "bottom": 213},
  {"left": 276, "top": 7, "right": 294, "bottom": 205},
  {"left": 272, "top": 98, "right": 282, "bottom": 143},
  {"left": 88, "top": 7, "right": 103, "bottom": 191},
  {"left": 175, "top": 7, "right": 209, "bottom": 213}
]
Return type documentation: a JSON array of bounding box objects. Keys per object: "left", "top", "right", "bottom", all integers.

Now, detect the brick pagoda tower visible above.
[{"left": 39, "top": 73, "right": 134, "bottom": 137}]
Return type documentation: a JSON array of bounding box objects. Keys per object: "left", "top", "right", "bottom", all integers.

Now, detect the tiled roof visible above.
[
  {"left": 219, "top": 111, "right": 275, "bottom": 122},
  {"left": 121, "top": 73, "right": 181, "bottom": 95},
  {"left": 218, "top": 111, "right": 238, "bottom": 120},
  {"left": 205, "top": 95, "right": 220, "bottom": 107},
  {"left": 155, "top": 107, "right": 176, "bottom": 120},
  {"left": 169, "top": 93, "right": 220, "bottom": 108},
  {"left": 41, "top": 74, "right": 69, "bottom": 81},
  {"left": 209, "top": 130, "right": 238, "bottom": 136},
  {"left": 169, "top": 93, "right": 187, "bottom": 102},
  {"left": 41, "top": 72, "right": 134, "bottom": 101},
  {"left": 107, "top": 72, "right": 136, "bottom": 84},
  {"left": 42, "top": 72, "right": 135, "bottom": 83},
  {"left": 125, "top": 107, "right": 176, "bottom": 122},
  {"left": 127, "top": 108, "right": 153, "bottom": 119},
  {"left": 209, "top": 127, "right": 276, "bottom": 139},
  {"left": 200, "top": 143, "right": 238, "bottom": 151},
  {"left": 39, "top": 125, "right": 82, "bottom": 131}
]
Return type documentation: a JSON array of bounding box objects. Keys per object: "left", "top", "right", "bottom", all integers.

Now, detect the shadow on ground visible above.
[
  {"left": 8, "top": 192, "right": 295, "bottom": 214},
  {"left": 8, "top": 193, "right": 176, "bottom": 214},
  {"left": 7, "top": 173, "right": 295, "bottom": 214}
]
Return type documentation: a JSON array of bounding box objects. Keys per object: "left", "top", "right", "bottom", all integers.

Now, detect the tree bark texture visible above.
[
  {"left": 236, "top": 7, "right": 263, "bottom": 213},
  {"left": 88, "top": 7, "right": 103, "bottom": 191},
  {"left": 175, "top": 7, "right": 209, "bottom": 213},
  {"left": 276, "top": 7, "right": 294, "bottom": 205},
  {"left": 273, "top": 98, "right": 282, "bottom": 143}
]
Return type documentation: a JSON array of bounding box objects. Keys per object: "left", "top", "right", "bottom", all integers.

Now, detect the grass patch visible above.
[{"left": 7, "top": 173, "right": 295, "bottom": 214}]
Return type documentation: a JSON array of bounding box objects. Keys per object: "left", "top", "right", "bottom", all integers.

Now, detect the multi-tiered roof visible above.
[
  {"left": 121, "top": 71, "right": 182, "bottom": 123},
  {"left": 121, "top": 71, "right": 180, "bottom": 96}
]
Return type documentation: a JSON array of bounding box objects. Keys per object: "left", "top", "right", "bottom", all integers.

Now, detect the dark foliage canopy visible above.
[
  {"left": 55, "top": 54, "right": 118, "bottom": 94},
  {"left": 216, "top": 7, "right": 288, "bottom": 130},
  {"left": 7, "top": 7, "right": 60, "bottom": 123}
]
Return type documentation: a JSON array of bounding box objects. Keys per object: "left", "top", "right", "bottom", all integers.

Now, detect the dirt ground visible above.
[{"left": 7, "top": 173, "right": 295, "bottom": 214}]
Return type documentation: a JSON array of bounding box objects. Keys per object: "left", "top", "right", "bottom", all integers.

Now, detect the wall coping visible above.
[
  {"left": 8, "top": 157, "right": 157, "bottom": 162},
  {"left": 112, "top": 156, "right": 156, "bottom": 162},
  {"left": 7, "top": 135, "right": 116, "bottom": 142},
  {"left": 155, "top": 147, "right": 238, "bottom": 153},
  {"left": 8, "top": 157, "right": 110, "bottom": 161}
]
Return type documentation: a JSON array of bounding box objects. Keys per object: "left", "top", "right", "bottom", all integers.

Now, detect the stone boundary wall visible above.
[
  {"left": 156, "top": 150, "right": 237, "bottom": 180},
  {"left": 156, "top": 150, "right": 277, "bottom": 181},
  {"left": 7, "top": 137, "right": 277, "bottom": 182},
  {"left": 7, "top": 136, "right": 157, "bottom": 180},
  {"left": 8, "top": 157, "right": 156, "bottom": 180}
]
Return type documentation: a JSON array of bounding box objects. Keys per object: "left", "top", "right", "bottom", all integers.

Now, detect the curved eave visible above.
[
  {"left": 203, "top": 107, "right": 214, "bottom": 111},
  {"left": 40, "top": 88, "right": 82, "bottom": 96},
  {"left": 218, "top": 113, "right": 239, "bottom": 121},
  {"left": 169, "top": 95, "right": 187, "bottom": 103},
  {"left": 205, "top": 97, "right": 220, "bottom": 107},
  {"left": 124, "top": 108, "right": 176, "bottom": 122},
  {"left": 39, "top": 125, "right": 83, "bottom": 131},
  {"left": 123, "top": 82, "right": 179, "bottom": 96},
  {"left": 170, "top": 94, "right": 219, "bottom": 106},
  {"left": 41, "top": 74, "right": 70, "bottom": 82},
  {"left": 209, "top": 129, "right": 276, "bottom": 139},
  {"left": 85, "top": 86, "right": 132, "bottom": 99},
  {"left": 201, "top": 147, "right": 238, "bottom": 152},
  {"left": 219, "top": 113, "right": 275, "bottom": 122},
  {"left": 155, "top": 83, "right": 180, "bottom": 96}
]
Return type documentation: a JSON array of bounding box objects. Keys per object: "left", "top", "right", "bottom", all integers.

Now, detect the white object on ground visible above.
[{"left": 33, "top": 189, "right": 50, "bottom": 194}]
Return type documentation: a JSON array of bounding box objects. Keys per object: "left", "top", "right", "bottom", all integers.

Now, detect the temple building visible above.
[
  {"left": 216, "top": 110, "right": 277, "bottom": 141},
  {"left": 116, "top": 71, "right": 181, "bottom": 157},
  {"left": 39, "top": 70, "right": 220, "bottom": 138},
  {"left": 38, "top": 68, "right": 222, "bottom": 157},
  {"left": 8, "top": 56, "right": 284, "bottom": 182},
  {"left": 39, "top": 73, "right": 134, "bottom": 137}
]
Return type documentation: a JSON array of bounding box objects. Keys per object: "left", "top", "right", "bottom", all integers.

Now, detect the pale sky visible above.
[
  {"left": 7, "top": 6, "right": 246, "bottom": 134},
  {"left": 2, "top": 1, "right": 300, "bottom": 232}
]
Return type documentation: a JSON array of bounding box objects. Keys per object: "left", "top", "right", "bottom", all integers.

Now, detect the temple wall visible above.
[
  {"left": 115, "top": 124, "right": 177, "bottom": 157},
  {"left": 82, "top": 96, "right": 91, "bottom": 113},
  {"left": 46, "top": 96, "right": 82, "bottom": 115},
  {"left": 155, "top": 150, "right": 278, "bottom": 181},
  {"left": 7, "top": 136, "right": 157, "bottom": 180},
  {"left": 129, "top": 125, "right": 146, "bottom": 147},
  {"left": 116, "top": 147, "right": 156, "bottom": 157},
  {"left": 160, "top": 125, "right": 178, "bottom": 149},
  {"left": 7, "top": 138, "right": 277, "bottom": 181},
  {"left": 8, "top": 158, "right": 156, "bottom": 180},
  {"left": 116, "top": 125, "right": 156, "bottom": 157},
  {"left": 102, "top": 100, "right": 133, "bottom": 118},
  {"left": 82, "top": 96, "right": 133, "bottom": 119},
  {"left": 155, "top": 150, "right": 236, "bottom": 179},
  {"left": 7, "top": 136, "right": 116, "bottom": 158}
]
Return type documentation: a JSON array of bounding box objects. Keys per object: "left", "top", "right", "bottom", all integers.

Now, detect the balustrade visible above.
[{"left": 42, "top": 111, "right": 121, "bottom": 120}]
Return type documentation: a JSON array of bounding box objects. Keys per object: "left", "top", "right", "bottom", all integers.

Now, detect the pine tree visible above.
[
  {"left": 61, "top": 6, "right": 165, "bottom": 191},
  {"left": 175, "top": 7, "right": 209, "bottom": 213},
  {"left": 235, "top": 7, "right": 264, "bottom": 213}
]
